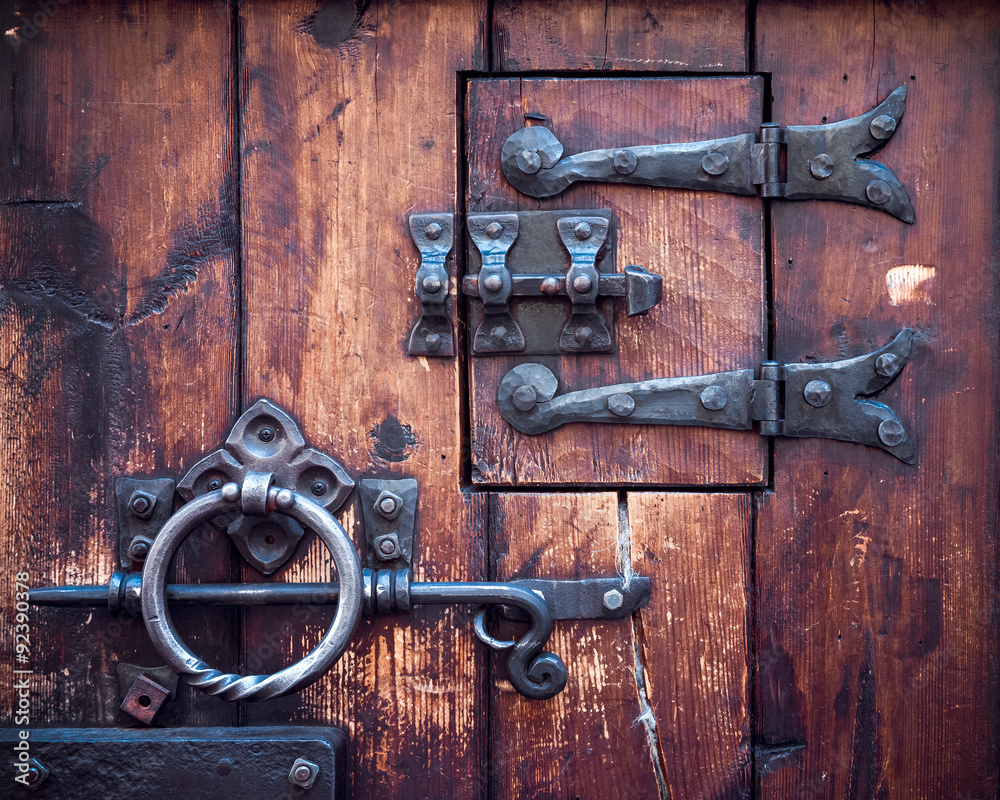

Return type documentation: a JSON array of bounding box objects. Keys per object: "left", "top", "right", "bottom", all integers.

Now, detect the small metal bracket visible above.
[
  {"left": 115, "top": 477, "right": 176, "bottom": 569},
  {"left": 498, "top": 329, "right": 917, "bottom": 463},
  {"left": 407, "top": 212, "right": 456, "bottom": 356},
  {"left": 359, "top": 478, "right": 417, "bottom": 570},
  {"left": 464, "top": 209, "right": 662, "bottom": 354},
  {"left": 501, "top": 86, "right": 913, "bottom": 223}
]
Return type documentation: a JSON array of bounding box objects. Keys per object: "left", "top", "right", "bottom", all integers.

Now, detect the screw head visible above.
[
  {"left": 866, "top": 179, "right": 892, "bottom": 205},
  {"left": 809, "top": 153, "right": 835, "bottom": 180},
  {"left": 490, "top": 325, "right": 508, "bottom": 342},
  {"left": 423, "top": 221, "right": 443, "bottom": 240},
  {"left": 512, "top": 384, "right": 538, "bottom": 412},
  {"left": 128, "top": 539, "right": 149, "bottom": 561},
  {"left": 875, "top": 353, "right": 900, "bottom": 378},
  {"left": 700, "top": 385, "right": 728, "bottom": 411},
  {"left": 869, "top": 114, "right": 897, "bottom": 140},
  {"left": 207, "top": 478, "right": 223, "bottom": 492},
  {"left": 258, "top": 426, "right": 275, "bottom": 442},
  {"left": 803, "top": 379, "right": 833, "bottom": 408},
  {"left": 603, "top": 589, "right": 624, "bottom": 610},
  {"left": 311, "top": 480, "right": 327, "bottom": 496},
  {"left": 422, "top": 275, "right": 443, "bottom": 293},
  {"left": 573, "top": 326, "right": 593, "bottom": 345},
  {"left": 878, "top": 418, "right": 906, "bottom": 447},
  {"left": 424, "top": 333, "right": 442, "bottom": 352},
  {"left": 574, "top": 221, "right": 592, "bottom": 240},
  {"left": 482, "top": 273, "right": 503, "bottom": 292},
  {"left": 516, "top": 148, "right": 542, "bottom": 174},
  {"left": 613, "top": 149, "right": 637, "bottom": 175},
  {"left": 540, "top": 277, "right": 560, "bottom": 296},
  {"left": 700, "top": 151, "right": 729, "bottom": 176},
  {"left": 608, "top": 394, "right": 635, "bottom": 417},
  {"left": 485, "top": 221, "right": 504, "bottom": 239},
  {"left": 572, "top": 275, "right": 593, "bottom": 293}
]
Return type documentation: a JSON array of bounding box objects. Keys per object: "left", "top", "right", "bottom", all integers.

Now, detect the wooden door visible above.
[{"left": 1, "top": 1, "right": 996, "bottom": 798}]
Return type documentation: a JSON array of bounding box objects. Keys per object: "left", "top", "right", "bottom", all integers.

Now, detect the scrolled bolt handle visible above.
[{"left": 141, "top": 482, "right": 363, "bottom": 701}]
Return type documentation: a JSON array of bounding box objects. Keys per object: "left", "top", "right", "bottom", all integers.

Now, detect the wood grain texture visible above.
[
  {"left": 467, "top": 77, "right": 766, "bottom": 486},
  {"left": 755, "top": 1, "right": 1000, "bottom": 797},
  {"left": 629, "top": 492, "right": 752, "bottom": 800},
  {"left": 488, "top": 492, "right": 661, "bottom": 799},
  {"left": 493, "top": 0, "right": 748, "bottom": 72},
  {"left": 238, "top": 2, "right": 489, "bottom": 797},
  {"left": 0, "top": 2, "right": 239, "bottom": 727}
]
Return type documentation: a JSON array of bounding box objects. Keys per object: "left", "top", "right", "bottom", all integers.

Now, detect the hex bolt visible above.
[
  {"left": 490, "top": 325, "right": 508, "bottom": 342},
  {"left": 423, "top": 221, "right": 443, "bottom": 240},
  {"left": 603, "top": 590, "right": 624, "bottom": 611},
  {"left": 574, "top": 326, "right": 593, "bottom": 345},
  {"left": 482, "top": 273, "right": 503, "bottom": 292},
  {"left": 516, "top": 148, "right": 542, "bottom": 174},
  {"left": 572, "top": 275, "right": 593, "bottom": 293},
  {"left": 311, "top": 480, "right": 327, "bottom": 496},
  {"left": 512, "top": 384, "right": 538, "bottom": 412},
  {"left": 700, "top": 151, "right": 729, "bottom": 176},
  {"left": 574, "top": 221, "right": 592, "bottom": 240},
  {"left": 379, "top": 497, "right": 397, "bottom": 515},
  {"left": 128, "top": 490, "right": 156, "bottom": 520},
  {"left": 866, "top": 179, "right": 892, "bottom": 205},
  {"left": 288, "top": 758, "right": 320, "bottom": 789},
  {"left": 878, "top": 419, "right": 906, "bottom": 447},
  {"left": 376, "top": 535, "right": 400, "bottom": 559},
  {"left": 424, "top": 333, "right": 442, "bottom": 353},
  {"left": 809, "top": 153, "right": 835, "bottom": 180},
  {"left": 540, "top": 277, "right": 560, "bottom": 296},
  {"left": 24, "top": 758, "right": 50, "bottom": 789},
  {"left": 608, "top": 394, "right": 635, "bottom": 417},
  {"left": 128, "top": 538, "right": 150, "bottom": 562},
  {"left": 869, "top": 114, "right": 897, "bottom": 140},
  {"left": 613, "top": 149, "right": 637, "bottom": 175},
  {"left": 803, "top": 379, "right": 833, "bottom": 408},
  {"left": 875, "top": 353, "right": 901, "bottom": 378},
  {"left": 700, "top": 385, "right": 728, "bottom": 411},
  {"left": 422, "top": 275, "right": 443, "bottom": 293},
  {"left": 258, "top": 426, "right": 275, "bottom": 442},
  {"left": 485, "top": 221, "right": 504, "bottom": 239}
]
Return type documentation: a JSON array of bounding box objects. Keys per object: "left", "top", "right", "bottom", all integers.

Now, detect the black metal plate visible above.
[{"left": 3, "top": 726, "right": 346, "bottom": 799}]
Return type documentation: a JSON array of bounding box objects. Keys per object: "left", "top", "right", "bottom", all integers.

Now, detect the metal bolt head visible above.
[
  {"left": 875, "top": 352, "right": 901, "bottom": 379},
  {"left": 216, "top": 758, "right": 233, "bottom": 776},
  {"left": 866, "top": 179, "right": 892, "bottom": 205},
  {"left": 869, "top": 114, "right": 897, "bottom": 140},
  {"left": 603, "top": 589, "right": 624, "bottom": 611},
  {"left": 258, "top": 426, "right": 275, "bottom": 442},
  {"left": 608, "top": 394, "right": 635, "bottom": 417},
  {"left": 24, "top": 758, "right": 50, "bottom": 788},
  {"left": 128, "top": 490, "right": 156, "bottom": 520},
  {"left": 482, "top": 273, "right": 503, "bottom": 292},
  {"left": 424, "top": 333, "right": 442, "bottom": 352},
  {"left": 512, "top": 384, "right": 538, "bottom": 412},
  {"left": 422, "top": 275, "right": 442, "bottom": 293},
  {"left": 288, "top": 757, "right": 320, "bottom": 789},
  {"left": 374, "top": 490, "right": 403, "bottom": 520},
  {"left": 310, "top": 480, "right": 327, "bottom": 496},
  {"left": 573, "top": 221, "right": 592, "bottom": 240},
  {"left": 700, "top": 385, "right": 728, "bottom": 411},
  {"left": 573, "top": 326, "right": 593, "bottom": 345},
  {"left": 878, "top": 418, "right": 906, "bottom": 447},
  {"left": 613, "top": 149, "right": 637, "bottom": 175},
  {"left": 128, "top": 538, "right": 150, "bottom": 561},
  {"left": 803, "top": 379, "right": 833, "bottom": 408},
  {"left": 423, "top": 221, "right": 443, "bottom": 240},
  {"left": 572, "top": 275, "right": 593, "bottom": 293},
  {"left": 379, "top": 497, "right": 397, "bottom": 515},
  {"left": 540, "top": 277, "right": 560, "bottom": 296},
  {"left": 516, "top": 148, "right": 542, "bottom": 174},
  {"left": 700, "top": 151, "right": 729, "bottom": 176},
  {"left": 809, "top": 153, "right": 835, "bottom": 180},
  {"left": 485, "top": 221, "right": 504, "bottom": 239},
  {"left": 374, "top": 533, "right": 401, "bottom": 561}
]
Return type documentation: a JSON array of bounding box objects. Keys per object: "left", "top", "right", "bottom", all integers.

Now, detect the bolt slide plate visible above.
[{"left": 1, "top": 727, "right": 346, "bottom": 800}]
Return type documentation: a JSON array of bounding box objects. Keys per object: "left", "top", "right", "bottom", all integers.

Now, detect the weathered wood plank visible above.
[
  {"left": 629, "top": 492, "right": 752, "bottom": 800},
  {"left": 0, "top": 2, "right": 239, "bottom": 727},
  {"left": 755, "top": 1, "right": 1000, "bottom": 797},
  {"left": 493, "top": 0, "right": 748, "bottom": 72},
  {"left": 238, "top": 2, "right": 489, "bottom": 797},
  {"left": 467, "top": 76, "right": 766, "bottom": 486}
]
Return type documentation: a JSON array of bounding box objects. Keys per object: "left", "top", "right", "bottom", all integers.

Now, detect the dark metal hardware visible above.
[
  {"left": 116, "top": 663, "right": 179, "bottom": 727},
  {"left": 498, "top": 329, "right": 917, "bottom": 463},
  {"left": 360, "top": 477, "right": 417, "bottom": 569},
  {"left": 464, "top": 209, "right": 662, "bottom": 354},
  {"left": 501, "top": 85, "right": 914, "bottom": 223},
  {"left": 407, "top": 212, "right": 456, "bottom": 357},
  {"left": 119, "top": 674, "right": 172, "bottom": 726},
  {"left": 3, "top": 727, "right": 347, "bottom": 799}
]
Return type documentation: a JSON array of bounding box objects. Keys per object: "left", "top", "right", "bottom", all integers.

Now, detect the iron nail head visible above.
[
  {"left": 809, "top": 153, "right": 835, "bottom": 180},
  {"left": 574, "top": 326, "right": 593, "bottom": 345},
  {"left": 700, "top": 385, "right": 728, "bottom": 411},
  {"left": 803, "top": 380, "right": 833, "bottom": 408},
  {"left": 483, "top": 274, "right": 503, "bottom": 292},
  {"left": 878, "top": 418, "right": 907, "bottom": 447},
  {"left": 485, "top": 221, "right": 504, "bottom": 239},
  {"left": 423, "top": 221, "right": 443, "bottom": 240},
  {"left": 424, "top": 333, "right": 442, "bottom": 352},
  {"left": 875, "top": 353, "right": 901, "bottom": 378},
  {"left": 422, "top": 275, "right": 443, "bottom": 293},
  {"left": 613, "top": 149, "right": 637, "bottom": 175},
  {"left": 512, "top": 384, "right": 538, "bottom": 412},
  {"left": 572, "top": 275, "right": 593, "bottom": 293},
  {"left": 574, "top": 221, "right": 592, "bottom": 240},
  {"left": 866, "top": 179, "right": 892, "bottom": 205},
  {"left": 870, "top": 114, "right": 897, "bottom": 140},
  {"left": 608, "top": 394, "right": 635, "bottom": 417},
  {"left": 700, "top": 151, "right": 729, "bottom": 176}
]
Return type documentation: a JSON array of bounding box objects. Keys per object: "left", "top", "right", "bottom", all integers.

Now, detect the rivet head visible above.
[
  {"left": 809, "top": 153, "right": 835, "bottom": 180},
  {"left": 516, "top": 148, "right": 542, "bottom": 174},
  {"left": 574, "top": 221, "right": 592, "bottom": 240},
  {"left": 572, "top": 275, "right": 593, "bottom": 293},
  {"left": 878, "top": 418, "right": 906, "bottom": 447},
  {"left": 221, "top": 482, "right": 241, "bottom": 503},
  {"left": 574, "top": 326, "right": 593, "bottom": 345},
  {"left": 875, "top": 353, "right": 900, "bottom": 378},
  {"left": 803, "top": 379, "right": 833, "bottom": 408},
  {"left": 485, "top": 221, "right": 504, "bottom": 239},
  {"left": 424, "top": 333, "right": 442, "bottom": 352},
  {"left": 258, "top": 426, "right": 275, "bottom": 442},
  {"left": 603, "top": 589, "right": 624, "bottom": 610},
  {"left": 483, "top": 273, "right": 503, "bottom": 292},
  {"left": 869, "top": 114, "right": 897, "bottom": 140},
  {"left": 866, "top": 179, "right": 892, "bottom": 205},
  {"left": 422, "top": 275, "right": 442, "bottom": 293},
  {"left": 216, "top": 758, "right": 233, "bottom": 777},
  {"left": 613, "top": 149, "right": 637, "bottom": 175},
  {"left": 311, "top": 480, "right": 327, "bottom": 496},
  {"left": 540, "top": 277, "right": 560, "bottom": 296},
  {"left": 423, "top": 221, "right": 443, "bottom": 240},
  {"left": 490, "top": 325, "right": 508, "bottom": 342},
  {"left": 512, "top": 384, "right": 538, "bottom": 412},
  {"left": 608, "top": 394, "right": 635, "bottom": 417},
  {"left": 700, "top": 151, "right": 729, "bottom": 176},
  {"left": 700, "top": 385, "right": 728, "bottom": 411}
]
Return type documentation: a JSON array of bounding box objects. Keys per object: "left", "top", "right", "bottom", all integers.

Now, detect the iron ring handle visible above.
[{"left": 141, "top": 481, "right": 363, "bottom": 702}]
